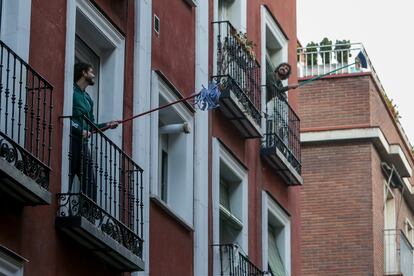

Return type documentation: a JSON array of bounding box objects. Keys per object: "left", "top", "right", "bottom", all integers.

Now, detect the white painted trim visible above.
[
  {"left": 150, "top": 72, "right": 194, "bottom": 226},
  {"left": 404, "top": 178, "right": 412, "bottom": 193},
  {"left": 260, "top": 5, "right": 288, "bottom": 130},
  {"left": 61, "top": 0, "right": 77, "bottom": 194},
  {"left": 193, "top": 1, "right": 210, "bottom": 275},
  {"left": 76, "top": 0, "right": 123, "bottom": 45},
  {"left": 212, "top": 138, "right": 249, "bottom": 275},
  {"left": 61, "top": 0, "right": 126, "bottom": 193},
  {"left": 133, "top": 0, "right": 152, "bottom": 275},
  {"left": 301, "top": 127, "right": 412, "bottom": 177},
  {"left": 262, "top": 191, "right": 291, "bottom": 276},
  {"left": 0, "top": 0, "right": 32, "bottom": 61},
  {"left": 75, "top": 0, "right": 125, "bottom": 147},
  {"left": 151, "top": 195, "right": 194, "bottom": 231},
  {"left": 0, "top": 255, "right": 23, "bottom": 276},
  {"left": 240, "top": 0, "right": 247, "bottom": 33}
]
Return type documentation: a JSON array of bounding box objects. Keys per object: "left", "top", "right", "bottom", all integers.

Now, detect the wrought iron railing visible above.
[
  {"left": 262, "top": 85, "right": 301, "bottom": 174},
  {"left": 212, "top": 21, "right": 261, "bottom": 125},
  {"left": 213, "top": 244, "right": 265, "bottom": 276},
  {"left": 384, "top": 229, "right": 413, "bottom": 276},
  {"left": 0, "top": 40, "right": 53, "bottom": 188},
  {"left": 57, "top": 116, "right": 144, "bottom": 257}
]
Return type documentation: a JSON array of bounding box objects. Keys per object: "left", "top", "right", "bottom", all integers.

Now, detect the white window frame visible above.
[
  {"left": 0, "top": 247, "right": 25, "bottom": 276},
  {"left": 215, "top": 0, "right": 246, "bottom": 32},
  {"left": 62, "top": 0, "right": 125, "bottom": 193},
  {"left": 149, "top": 71, "right": 194, "bottom": 227},
  {"left": 404, "top": 218, "right": 413, "bottom": 245},
  {"left": 212, "top": 138, "right": 248, "bottom": 275},
  {"left": 213, "top": 0, "right": 247, "bottom": 77},
  {"left": 262, "top": 191, "right": 291, "bottom": 276},
  {"left": 260, "top": 5, "right": 288, "bottom": 131},
  {"left": 0, "top": 0, "right": 31, "bottom": 61}
]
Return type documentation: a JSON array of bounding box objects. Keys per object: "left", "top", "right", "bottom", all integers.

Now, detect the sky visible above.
[{"left": 297, "top": 0, "right": 414, "bottom": 147}]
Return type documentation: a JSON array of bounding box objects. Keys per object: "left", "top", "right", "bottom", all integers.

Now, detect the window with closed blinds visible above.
[{"left": 268, "top": 226, "right": 288, "bottom": 276}]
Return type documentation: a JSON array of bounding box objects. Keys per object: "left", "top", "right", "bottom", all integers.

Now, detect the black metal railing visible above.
[
  {"left": 212, "top": 21, "right": 261, "bottom": 125},
  {"left": 213, "top": 244, "right": 265, "bottom": 276},
  {"left": 57, "top": 116, "right": 144, "bottom": 257},
  {"left": 0, "top": 40, "right": 53, "bottom": 188},
  {"left": 262, "top": 85, "right": 301, "bottom": 174},
  {"left": 384, "top": 229, "right": 414, "bottom": 276}
]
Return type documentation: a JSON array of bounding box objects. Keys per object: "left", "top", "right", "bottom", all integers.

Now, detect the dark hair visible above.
[
  {"left": 74, "top": 62, "right": 92, "bottom": 82},
  {"left": 275, "top": 62, "right": 292, "bottom": 78}
]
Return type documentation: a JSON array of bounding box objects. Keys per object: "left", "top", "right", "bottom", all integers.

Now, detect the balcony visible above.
[
  {"left": 384, "top": 229, "right": 413, "bottom": 276},
  {"left": 0, "top": 40, "right": 53, "bottom": 206},
  {"left": 213, "top": 244, "right": 265, "bottom": 275},
  {"left": 212, "top": 21, "right": 262, "bottom": 139},
  {"left": 261, "top": 86, "right": 302, "bottom": 185},
  {"left": 297, "top": 42, "right": 379, "bottom": 83},
  {"left": 56, "top": 116, "right": 144, "bottom": 272}
]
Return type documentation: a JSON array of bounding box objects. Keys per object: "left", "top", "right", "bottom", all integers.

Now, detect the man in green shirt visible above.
[{"left": 70, "top": 62, "right": 118, "bottom": 200}]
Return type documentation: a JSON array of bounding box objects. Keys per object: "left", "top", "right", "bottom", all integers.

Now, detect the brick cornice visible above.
[{"left": 301, "top": 127, "right": 412, "bottom": 178}]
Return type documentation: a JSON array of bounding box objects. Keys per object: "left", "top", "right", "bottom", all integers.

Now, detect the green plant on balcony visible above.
[
  {"left": 334, "top": 40, "right": 351, "bottom": 64},
  {"left": 229, "top": 29, "right": 256, "bottom": 59},
  {"left": 319, "top": 37, "right": 333, "bottom": 64},
  {"left": 383, "top": 92, "right": 401, "bottom": 122},
  {"left": 305, "top": 41, "right": 318, "bottom": 66}
]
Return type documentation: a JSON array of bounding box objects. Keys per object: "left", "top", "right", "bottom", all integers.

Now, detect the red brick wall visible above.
[
  {"left": 301, "top": 142, "right": 374, "bottom": 275},
  {"left": 371, "top": 145, "right": 385, "bottom": 276},
  {"left": 298, "top": 76, "right": 371, "bottom": 131},
  {"left": 369, "top": 78, "right": 414, "bottom": 184},
  {"left": 299, "top": 74, "right": 414, "bottom": 275}
]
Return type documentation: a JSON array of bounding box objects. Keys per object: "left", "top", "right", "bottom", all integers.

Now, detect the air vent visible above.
[{"left": 154, "top": 15, "right": 160, "bottom": 35}]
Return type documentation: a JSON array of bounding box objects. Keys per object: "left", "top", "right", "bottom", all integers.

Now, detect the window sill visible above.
[{"left": 150, "top": 195, "right": 194, "bottom": 232}]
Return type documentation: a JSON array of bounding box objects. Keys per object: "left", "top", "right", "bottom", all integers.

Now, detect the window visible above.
[
  {"left": 74, "top": 2, "right": 124, "bottom": 146},
  {"left": 0, "top": 247, "right": 25, "bottom": 276},
  {"left": 260, "top": 6, "right": 288, "bottom": 132},
  {"left": 384, "top": 182, "right": 397, "bottom": 274},
  {"left": 62, "top": 0, "right": 125, "bottom": 193},
  {"left": 212, "top": 138, "right": 248, "bottom": 275},
  {"left": 0, "top": 0, "right": 31, "bottom": 60},
  {"left": 262, "top": 192, "right": 291, "bottom": 276},
  {"left": 217, "top": 0, "right": 246, "bottom": 32},
  {"left": 151, "top": 72, "right": 194, "bottom": 225},
  {"left": 75, "top": 35, "right": 100, "bottom": 120}
]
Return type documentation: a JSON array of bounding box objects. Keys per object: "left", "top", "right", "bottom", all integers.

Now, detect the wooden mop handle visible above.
[{"left": 116, "top": 92, "right": 200, "bottom": 125}]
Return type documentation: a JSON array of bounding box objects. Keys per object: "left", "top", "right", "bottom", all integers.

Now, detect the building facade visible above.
[
  {"left": 0, "top": 0, "right": 301, "bottom": 275},
  {"left": 298, "top": 43, "right": 414, "bottom": 275}
]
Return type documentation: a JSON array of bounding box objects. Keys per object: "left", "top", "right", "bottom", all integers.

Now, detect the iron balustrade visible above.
[
  {"left": 0, "top": 40, "right": 53, "bottom": 188},
  {"left": 57, "top": 116, "right": 144, "bottom": 258},
  {"left": 263, "top": 85, "right": 301, "bottom": 175},
  {"left": 213, "top": 244, "right": 265, "bottom": 276},
  {"left": 212, "top": 21, "right": 261, "bottom": 126},
  {"left": 384, "top": 229, "right": 414, "bottom": 276}
]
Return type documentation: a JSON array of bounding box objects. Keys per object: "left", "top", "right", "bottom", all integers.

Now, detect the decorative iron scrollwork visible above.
[
  {"left": 0, "top": 134, "right": 50, "bottom": 188},
  {"left": 57, "top": 193, "right": 143, "bottom": 257}
]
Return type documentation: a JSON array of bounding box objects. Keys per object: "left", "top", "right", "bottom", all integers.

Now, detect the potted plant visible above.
[
  {"left": 319, "top": 37, "right": 333, "bottom": 64},
  {"left": 305, "top": 41, "right": 318, "bottom": 66},
  {"left": 334, "top": 39, "right": 351, "bottom": 64},
  {"left": 383, "top": 93, "right": 401, "bottom": 122}
]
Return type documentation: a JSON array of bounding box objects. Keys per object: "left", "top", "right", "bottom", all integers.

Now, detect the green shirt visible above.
[{"left": 71, "top": 84, "right": 106, "bottom": 136}]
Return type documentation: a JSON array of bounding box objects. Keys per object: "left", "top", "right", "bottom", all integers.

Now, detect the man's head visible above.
[
  {"left": 74, "top": 62, "right": 95, "bottom": 86},
  {"left": 274, "top": 62, "right": 292, "bottom": 80}
]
